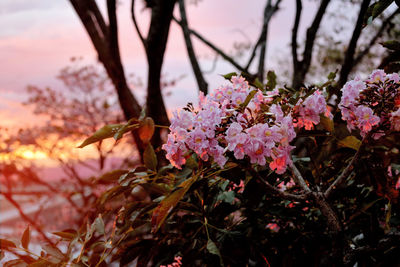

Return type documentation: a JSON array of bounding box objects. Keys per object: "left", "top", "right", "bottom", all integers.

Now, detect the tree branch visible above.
[
  {"left": 354, "top": 8, "right": 400, "bottom": 66},
  {"left": 324, "top": 133, "right": 370, "bottom": 199},
  {"left": 338, "top": 0, "right": 371, "bottom": 89},
  {"left": 248, "top": 167, "right": 311, "bottom": 202},
  {"left": 131, "top": 0, "right": 147, "bottom": 46},
  {"left": 292, "top": 0, "right": 330, "bottom": 89},
  {"left": 173, "top": 17, "right": 249, "bottom": 74},
  {"left": 257, "top": 0, "right": 281, "bottom": 82},
  {"left": 291, "top": 0, "right": 302, "bottom": 70},
  {"left": 177, "top": 0, "right": 208, "bottom": 94}
]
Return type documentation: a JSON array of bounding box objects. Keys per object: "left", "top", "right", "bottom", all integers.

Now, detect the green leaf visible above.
[
  {"left": 78, "top": 124, "right": 123, "bottom": 148},
  {"left": 266, "top": 70, "right": 277, "bottom": 90},
  {"left": 338, "top": 136, "right": 361, "bottom": 151},
  {"left": 138, "top": 117, "right": 155, "bottom": 144},
  {"left": 239, "top": 90, "right": 257, "bottom": 110},
  {"left": 21, "top": 226, "right": 30, "bottom": 250},
  {"left": 217, "top": 191, "right": 235, "bottom": 204},
  {"left": 364, "top": 0, "right": 394, "bottom": 26},
  {"left": 97, "top": 169, "right": 129, "bottom": 183},
  {"left": 382, "top": 40, "right": 400, "bottom": 51},
  {"left": 151, "top": 175, "right": 198, "bottom": 233},
  {"left": 221, "top": 72, "right": 237, "bottom": 80},
  {"left": 114, "top": 118, "right": 139, "bottom": 141},
  {"left": 327, "top": 71, "right": 337, "bottom": 81},
  {"left": 52, "top": 229, "right": 77, "bottom": 240},
  {"left": 207, "top": 239, "right": 224, "bottom": 267},
  {"left": 0, "top": 239, "right": 16, "bottom": 249},
  {"left": 319, "top": 114, "right": 334, "bottom": 132},
  {"left": 144, "top": 144, "right": 157, "bottom": 171}
]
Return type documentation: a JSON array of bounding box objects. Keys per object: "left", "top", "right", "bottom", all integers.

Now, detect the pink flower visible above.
[
  {"left": 232, "top": 133, "right": 248, "bottom": 159},
  {"left": 170, "top": 110, "right": 193, "bottom": 130},
  {"left": 368, "top": 69, "right": 386, "bottom": 83},
  {"left": 388, "top": 73, "right": 400, "bottom": 83},
  {"left": 270, "top": 104, "right": 284, "bottom": 123},
  {"left": 296, "top": 91, "right": 328, "bottom": 130},
  {"left": 354, "top": 106, "right": 380, "bottom": 135},
  {"left": 390, "top": 108, "right": 400, "bottom": 131},
  {"left": 162, "top": 136, "right": 187, "bottom": 169},
  {"left": 246, "top": 140, "right": 270, "bottom": 166}
]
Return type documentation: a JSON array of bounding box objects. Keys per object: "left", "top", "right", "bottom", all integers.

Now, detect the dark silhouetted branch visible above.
[
  {"left": 131, "top": 0, "right": 147, "bottom": 46},
  {"left": 173, "top": 17, "right": 249, "bottom": 74},
  {"left": 257, "top": 0, "right": 282, "bottom": 82},
  {"left": 292, "top": 0, "right": 330, "bottom": 89},
  {"left": 177, "top": 0, "right": 208, "bottom": 94},
  {"left": 338, "top": 0, "right": 371, "bottom": 89}
]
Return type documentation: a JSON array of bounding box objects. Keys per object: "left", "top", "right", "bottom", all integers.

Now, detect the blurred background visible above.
[{"left": 0, "top": 0, "right": 399, "bottom": 253}]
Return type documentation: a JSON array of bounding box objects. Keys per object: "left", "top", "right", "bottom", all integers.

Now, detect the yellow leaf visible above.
[
  {"left": 78, "top": 124, "right": 123, "bottom": 148},
  {"left": 151, "top": 175, "right": 197, "bottom": 233},
  {"left": 338, "top": 136, "right": 361, "bottom": 150}
]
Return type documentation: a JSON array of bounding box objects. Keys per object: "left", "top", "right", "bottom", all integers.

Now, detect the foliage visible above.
[{"left": 2, "top": 70, "right": 399, "bottom": 266}]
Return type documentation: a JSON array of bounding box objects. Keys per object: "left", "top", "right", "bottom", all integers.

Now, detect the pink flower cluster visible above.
[
  {"left": 339, "top": 70, "right": 400, "bottom": 137},
  {"left": 160, "top": 256, "right": 182, "bottom": 267},
  {"left": 164, "top": 76, "right": 332, "bottom": 174},
  {"left": 294, "top": 90, "right": 331, "bottom": 130}
]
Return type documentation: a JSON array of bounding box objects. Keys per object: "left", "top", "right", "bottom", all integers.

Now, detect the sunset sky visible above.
[{"left": 0, "top": 0, "right": 322, "bottom": 129}]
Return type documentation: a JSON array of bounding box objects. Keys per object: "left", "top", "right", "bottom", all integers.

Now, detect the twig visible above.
[
  {"left": 248, "top": 167, "right": 310, "bottom": 201},
  {"left": 177, "top": 0, "right": 208, "bottom": 94},
  {"left": 131, "top": 0, "right": 147, "bottom": 46},
  {"left": 324, "top": 133, "right": 370, "bottom": 199},
  {"left": 173, "top": 17, "right": 249, "bottom": 74}
]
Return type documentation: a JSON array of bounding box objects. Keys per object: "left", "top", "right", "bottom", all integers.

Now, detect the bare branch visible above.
[
  {"left": 338, "top": 0, "right": 371, "bottom": 88},
  {"left": 291, "top": 0, "right": 302, "bottom": 70},
  {"left": 177, "top": 0, "right": 208, "bottom": 94},
  {"left": 257, "top": 0, "right": 282, "bottom": 82},
  {"left": 2, "top": 192, "right": 56, "bottom": 246},
  {"left": 248, "top": 167, "right": 311, "bottom": 202},
  {"left": 173, "top": 17, "right": 249, "bottom": 74},
  {"left": 324, "top": 133, "right": 370, "bottom": 199},
  {"left": 292, "top": 0, "right": 330, "bottom": 89},
  {"left": 131, "top": 0, "right": 147, "bottom": 46},
  {"left": 289, "top": 163, "right": 312, "bottom": 193},
  {"left": 354, "top": 8, "right": 400, "bottom": 66}
]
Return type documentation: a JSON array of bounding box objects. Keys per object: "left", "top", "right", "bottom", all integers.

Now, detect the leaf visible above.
[
  {"left": 144, "top": 144, "right": 157, "bottom": 171},
  {"left": 4, "top": 259, "right": 27, "bottom": 267},
  {"left": 217, "top": 191, "right": 235, "bottom": 204},
  {"left": 78, "top": 124, "right": 123, "bottom": 148},
  {"left": 27, "top": 260, "right": 53, "bottom": 267},
  {"left": 239, "top": 90, "right": 257, "bottom": 110},
  {"left": 207, "top": 239, "right": 224, "bottom": 267},
  {"left": 221, "top": 72, "right": 237, "bottom": 80},
  {"left": 97, "top": 169, "right": 129, "bottom": 183},
  {"left": 92, "top": 216, "right": 105, "bottom": 235},
  {"left": 138, "top": 117, "right": 155, "bottom": 143},
  {"left": 42, "top": 244, "right": 64, "bottom": 260},
  {"left": 266, "top": 70, "right": 277, "bottom": 90},
  {"left": 0, "top": 239, "right": 16, "bottom": 249},
  {"left": 151, "top": 175, "right": 197, "bottom": 233},
  {"left": 382, "top": 40, "right": 400, "bottom": 51},
  {"left": 319, "top": 114, "right": 334, "bottom": 132},
  {"left": 114, "top": 118, "right": 139, "bottom": 141},
  {"left": 338, "top": 136, "right": 361, "bottom": 151},
  {"left": 21, "top": 226, "right": 30, "bottom": 249},
  {"left": 327, "top": 71, "right": 337, "bottom": 81},
  {"left": 52, "top": 229, "right": 77, "bottom": 240},
  {"left": 363, "top": 0, "right": 394, "bottom": 26}
]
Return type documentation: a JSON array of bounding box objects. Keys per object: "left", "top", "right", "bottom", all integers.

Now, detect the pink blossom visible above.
[
  {"left": 270, "top": 104, "right": 284, "bottom": 123},
  {"left": 354, "top": 106, "right": 380, "bottom": 136},
  {"left": 368, "top": 69, "right": 386, "bottom": 83},
  {"left": 162, "top": 136, "right": 187, "bottom": 169},
  {"left": 246, "top": 140, "right": 269, "bottom": 166},
  {"left": 390, "top": 108, "right": 400, "bottom": 131},
  {"left": 388, "top": 73, "right": 400, "bottom": 83},
  {"left": 296, "top": 91, "right": 328, "bottom": 130}
]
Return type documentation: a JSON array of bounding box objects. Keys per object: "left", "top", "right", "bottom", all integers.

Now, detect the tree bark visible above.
[{"left": 69, "top": 0, "right": 145, "bottom": 159}]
